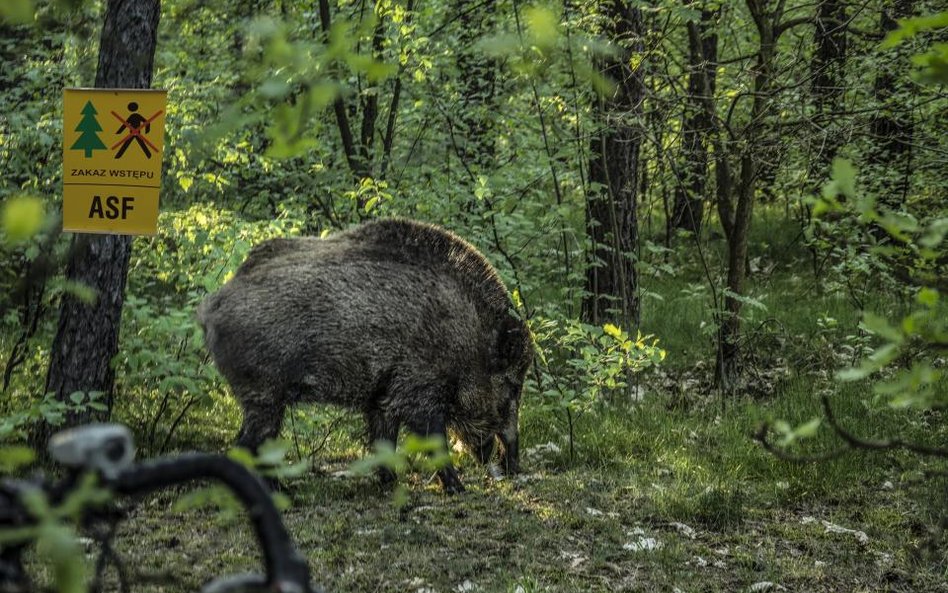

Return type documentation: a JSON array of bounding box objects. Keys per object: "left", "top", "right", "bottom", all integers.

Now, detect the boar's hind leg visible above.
[
  {"left": 405, "top": 413, "right": 464, "bottom": 495},
  {"left": 235, "top": 393, "right": 287, "bottom": 454},
  {"left": 365, "top": 409, "right": 401, "bottom": 487}
]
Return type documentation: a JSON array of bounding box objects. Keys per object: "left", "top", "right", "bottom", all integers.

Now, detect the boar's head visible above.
[{"left": 453, "top": 313, "right": 532, "bottom": 476}]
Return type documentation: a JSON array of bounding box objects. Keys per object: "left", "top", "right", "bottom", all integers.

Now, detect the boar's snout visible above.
[{"left": 499, "top": 427, "right": 519, "bottom": 475}]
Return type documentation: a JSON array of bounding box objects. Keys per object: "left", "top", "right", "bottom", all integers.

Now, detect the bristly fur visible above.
[
  {"left": 339, "top": 218, "right": 512, "bottom": 316},
  {"left": 198, "top": 218, "right": 531, "bottom": 491}
]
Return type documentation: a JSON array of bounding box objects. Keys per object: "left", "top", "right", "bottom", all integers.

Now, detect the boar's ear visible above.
[{"left": 491, "top": 316, "right": 526, "bottom": 372}]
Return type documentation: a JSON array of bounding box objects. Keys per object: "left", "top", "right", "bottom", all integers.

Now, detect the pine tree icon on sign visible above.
[{"left": 71, "top": 100, "right": 107, "bottom": 158}]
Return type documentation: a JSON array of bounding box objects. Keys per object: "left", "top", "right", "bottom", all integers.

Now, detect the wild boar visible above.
[{"left": 198, "top": 218, "right": 532, "bottom": 493}]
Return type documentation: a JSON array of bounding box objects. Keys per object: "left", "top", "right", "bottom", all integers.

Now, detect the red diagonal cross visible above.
[{"left": 110, "top": 110, "right": 163, "bottom": 153}]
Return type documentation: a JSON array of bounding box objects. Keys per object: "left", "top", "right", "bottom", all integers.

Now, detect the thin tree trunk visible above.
[
  {"left": 318, "top": 0, "right": 369, "bottom": 182},
  {"left": 455, "top": 0, "right": 498, "bottom": 172},
  {"left": 808, "top": 0, "right": 848, "bottom": 185},
  {"left": 38, "top": 0, "right": 161, "bottom": 443},
  {"left": 359, "top": 14, "right": 386, "bottom": 168},
  {"left": 583, "top": 1, "right": 644, "bottom": 330},
  {"left": 716, "top": 0, "right": 777, "bottom": 390},
  {"left": 671, "top": 6, "right": 717, "bottom": 236}
]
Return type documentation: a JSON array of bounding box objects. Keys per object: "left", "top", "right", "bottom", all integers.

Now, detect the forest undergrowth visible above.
[{"left": 10, "top": 208, "right": 946, "bottom": 593}]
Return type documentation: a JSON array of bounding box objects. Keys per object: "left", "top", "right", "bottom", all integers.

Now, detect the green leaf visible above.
[
  {"left": 916, "top": 288, "right": 938, "bottom": 307},
  {"left": 881, "top": 12, "right": 948, "bottom": 49},
  {"left": 178, "top": 175, "right": 194, "bottom": 193},
  {"left": 0, "top": 0, "right": 33, "bottom": 24},
  {"left": 364, "top": 196, "right": 379, "bottom": 213},
  {"left": 51, "top": 279, "right": 97, "bottom": 304},
  {"left": 256, "top": 439, "right": 289, "bottom": 466},
  {"left": 861, "top": 312, "right": 903, "bottom": 343},
  {"left": 829, "top": 158, "right": 857, "bottom": 200},
  {"left": 38, "top": 523, "right": 87, "bottom": 593},
  {"left": 524, "top": 4, "right": 560, "bottom": 51},
  {"left": 794, "top": 417, "right": 822, "bottom": 439},
  {"left": 2, "top": 194, "right": 45, "bottom": 243},
  {"left": 0, "top": 446, "right": 36, "bottom": 472},
  {"left": 227, "top": 447, "right": 256, "bottom": 468}
]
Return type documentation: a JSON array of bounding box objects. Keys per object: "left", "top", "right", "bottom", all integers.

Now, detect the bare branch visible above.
[
  {"left": 753, "top": 423, "right": 849, "bottom": 463},
  {"left": 821, "top": 396, "right": 948, "bottom": 458}
]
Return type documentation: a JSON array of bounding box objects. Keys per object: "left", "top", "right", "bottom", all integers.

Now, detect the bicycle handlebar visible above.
[
  {"left": 0, "top": 424, "right": 319, "bottom": 593},
  {"left": 111, "top": 453, "right": 313, "bottom": 593}
]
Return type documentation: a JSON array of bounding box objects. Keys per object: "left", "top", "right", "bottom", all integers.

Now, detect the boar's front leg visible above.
[
  {"left": 365, "top": 408, "right": 401, "bottom": 488},
  {"left": 405, "top": 412, "right": 464, "bottom": 494},
  {"left": 236, "top": 390, "right": 287, "bottom": 453}
]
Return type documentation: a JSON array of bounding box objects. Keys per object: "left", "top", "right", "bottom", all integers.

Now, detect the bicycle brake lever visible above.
[{"left": 48, "top": 423, "right": 135, "bottom": 480}]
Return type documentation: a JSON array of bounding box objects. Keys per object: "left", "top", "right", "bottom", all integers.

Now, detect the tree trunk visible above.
[
  {"left": 715, "top": 0, "right": 777, "bottom": 390},
  {"left": 870, "top": 0, "right": 915, "bottom": 211},
  {"left": 808, "top": 0, "right": 848, "bottom": 185},
  {"left": 583, "top": 1, "right": 644, "bottom": 331},
  {"left": 39, "top": 0, "right": 161, "bottom": 442},
  {"left": 670, "top": 6, "right": 717, "bottom": 236},
  {"left": 455, "top": 0, "right": 498, "bottom": 172}
]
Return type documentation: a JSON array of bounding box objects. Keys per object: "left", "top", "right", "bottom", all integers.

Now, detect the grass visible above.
[
  {"left": 12, "top": 208, "right": 948, "bottom": 591},
  {"left": 71, "top": 389, "right": 944, "bottom": 592}
]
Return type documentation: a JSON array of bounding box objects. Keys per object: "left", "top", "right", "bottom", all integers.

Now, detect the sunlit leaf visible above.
[
  {"left": 0, "top": 446, "right": 36, "bottom": 472},
  {"left": 2, "top": 194, "right": 45, "bottom": 243},
  {"left": 0, "top": 0, "right": 33, "bottom": 24},
  {"left": 524, "top": 4, "right": 560, "bottom": 51}
]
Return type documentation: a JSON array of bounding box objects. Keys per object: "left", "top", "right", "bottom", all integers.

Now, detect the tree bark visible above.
[
  {"left": 808, "top": 0, "right": 847, "bottom": 185},
  {"left": 715, "top": 0, "right": 778, "bottom": 390},
  {"left": 583, "top": 1, "right": 644, "bottom": 330},
  {"left": 40, "top": 0, "right": 161, "bottom": 441},
  {"left": 455, "top": 0, "right": 498, "bottom": 172},
  {"left": 670, "top": 6, "right": 717, "bottom": 236}
]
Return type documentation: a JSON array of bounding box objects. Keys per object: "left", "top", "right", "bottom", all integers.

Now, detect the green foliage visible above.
[
  {"left": 527, "top": 316, "right": 665, "bottom": 454},
  {"left": 882, "top": 11, "right": 948, "bottom": 84},
  {"left": 0, "top": 444, "right": 36, "bottom": 472},
  {"left": 532, "top": 318, "right": 665, "bottom": 411},
  {"left": 175, "top": 440, "right": 307, "bottom": 519},
  {"left": 1, "top": 194, "right": 45, "bottom": 243},
  {"left": 0, "top": 472, "right": 111, "bottom": 593},
  {"left": 0, "top": 0, "right": 33, "bottom": 25},
  {"left": 0, "top": 391, "right": 105, "bottom": 444},
  {"left": 350, "top": 434, "right": 452, "bottom": 507},
  {"left": 779, "top": 159, "right": 946, "bottom": 449}
]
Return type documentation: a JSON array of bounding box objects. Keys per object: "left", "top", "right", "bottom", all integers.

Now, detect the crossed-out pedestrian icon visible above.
[{"left": 111, "top": 102, "right": 163, "bottom": 159}]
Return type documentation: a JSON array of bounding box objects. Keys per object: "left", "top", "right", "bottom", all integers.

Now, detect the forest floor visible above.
[
  {"left": 81, "top": 393, "right": 946, "bottom": 593},
  {"left": 20, "top": 215, "right": 948, "bottom": 592}
]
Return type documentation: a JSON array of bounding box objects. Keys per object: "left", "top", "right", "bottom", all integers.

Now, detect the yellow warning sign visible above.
[{"left": 62, "top": 88, "right": 167, "bottom": 235}]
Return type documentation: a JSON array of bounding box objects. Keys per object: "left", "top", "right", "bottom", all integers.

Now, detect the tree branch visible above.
[
  {"left": 754, "top": 396, "right": 948, "bottom": 463},
  {"left": 821, "top": 396, "right": 948, "bottom": 458}
]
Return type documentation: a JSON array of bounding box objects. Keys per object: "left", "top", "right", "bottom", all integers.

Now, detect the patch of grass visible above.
[{"left": 659, "top": 485, "right": 747, "bottom": 530}]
